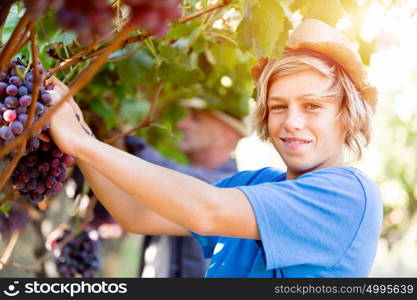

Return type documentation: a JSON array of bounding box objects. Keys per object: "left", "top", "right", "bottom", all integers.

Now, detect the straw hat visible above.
[
  {"left": 180, "top": 98, "right": 248, "bottom": 137},
  {"left": 252, "top": 18, "right": 377, "bottom": 111}
]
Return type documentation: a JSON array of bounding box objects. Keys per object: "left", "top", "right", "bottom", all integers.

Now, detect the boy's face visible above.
[{"left": 267, "top": 69, "right": 346, "bottom": 180}]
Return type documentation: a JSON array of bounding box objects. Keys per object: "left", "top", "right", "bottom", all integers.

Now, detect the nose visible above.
[
  {"left": 283, "top": 107, "right": 304, "bottom": 132},
  {"left": 177, "top": 115, "right": 191, "bottom": 131}
]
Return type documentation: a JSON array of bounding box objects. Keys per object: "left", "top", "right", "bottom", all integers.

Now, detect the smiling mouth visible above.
[{"left": 280, "top": 137, "right": 312, "bottom": 144}]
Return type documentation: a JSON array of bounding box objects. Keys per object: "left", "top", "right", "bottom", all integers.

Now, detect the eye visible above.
[
  {"left": 305, "top": 103, "right": 321, "bottom": 110},
  {"left": 269, "top": 104, "right": 286, "bottom": 111}
]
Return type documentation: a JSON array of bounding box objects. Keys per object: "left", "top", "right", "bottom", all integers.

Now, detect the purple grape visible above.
[
  {"left": 25, "top": 154, "right": 38, "bottom": 167},
  {"left": 25, "top": 72, "right": 34, "bottom": 82},
  {"left": 12, "top": 179, "right": 26, "bottom": 190},
  {"left": 19, "top": 95, "right": 31, "bottom": 107},
  {"left": 35, "top": 102, "right": 44, "bottom": 115},
  {"left": 4, "top": 96, "right": 18, "bottom": 109},
  {"left": 0, "top": 82, "right": 7, "bottom": 95},
  {"left": 62, "top": 154, "right": 75, "bottom": 166},
  {"left": 10, "top": 121, "right": 24, "bottom": 134},
  {"left": 0, "top": 126, "right": 14, "bottom": 141},
  {"left": 28, "top": 167, "right": 40, "bottom": 178},
  {"left": 24, "top": 81, "right": 33, "bottom": 92},
  {"left": 18, "top": 172, "right": 30, "bottom": 184},
  {"left": 45, "top": 176, "right": 57, "bottom": 189},
  {"left": 27, "top": 178, "right": 38, "bottom": 190},
  {"left": 18, "top": 85, "right": 28, "bottom": 96},
  {"left": 3, "top": 109, "right": 17, "bottom": 122},
  {"left": 38, "top": 161, "right": 50, "bottom": 175},
  {"left": 27, "top": 137, "right": 40, "bottom": 151},
  {"left": 56, "top": 168, "right": 67, "bottom": 181},
  {"left": 0, "top": 103, "right": 6, "bottom": 114},
  {"left": 9, "top": 76, "right": 22, "bottom": 87},
  {"left": 52, "top": 148, "right": 64, "bottom": 158},
  {"left": 49, "top": 166, "right": 62, "bottom": 177},
  {"left": 30, "top": 192, "right": 44, "bottom": 203},
  {"left": 17, "top": 113, "right": 28, "bottom": 125},
  {"left": 35, "top": 182, "right": 46, "bottom": 194},
  {"left": 6, "top": 84, "right": 18, "bottom": 96},
  {"left": 50, "top": 158, "right": 60, "bottom": 168},
  {"left": 40, "top": 92, "right": 52, "bottom": 105}
]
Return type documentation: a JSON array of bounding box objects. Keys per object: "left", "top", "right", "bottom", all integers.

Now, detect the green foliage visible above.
[
  {"left": 237, "top": 0, "right": 285, "bottom": 58},
  {"left": 0, "top": 199, "right": 11, "bottom": 215},
  {"left": 303, "top": 0, "right": 345, "bottom": 26},
  {"left": 1, "top": 0, "right": 379, "bottom": 160}
]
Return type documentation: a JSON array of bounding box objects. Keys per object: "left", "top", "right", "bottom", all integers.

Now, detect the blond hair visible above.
[{"left": 251, "top": 49, "right": 374, "bottom": 160}]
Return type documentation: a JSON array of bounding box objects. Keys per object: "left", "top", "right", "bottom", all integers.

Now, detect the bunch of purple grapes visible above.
[
  {"left": 56, "top": 0, "right": 115, "bottom": 45},
  {"left": 124, "top": 0, "right": 182, "bottom": 37},
  {"left": 0, "top": 206, "right": 30, "bottom": 237},
  {"left": 54, "top": 229, "right": 101, "bottom": 278},
  {"left": 1, "top": 58, "right": 75, "bottom": 205},
  {"left": 11, "top": 137, "right": 75, "bottom": 205},
  {"left": 24, "top": 0, "right": 115, "bottom": 45},
  {"left": 0, "top": 59, "right": 51, "bottom": 148}
]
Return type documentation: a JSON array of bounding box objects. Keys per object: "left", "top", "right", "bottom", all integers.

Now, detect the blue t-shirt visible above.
[{"left": 192, "top": 166, "right": 382, "bottom": 278}]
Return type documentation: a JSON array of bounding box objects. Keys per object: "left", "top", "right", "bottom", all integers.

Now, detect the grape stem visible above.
[
  {"left": 105, "top": 78, "right": 164, "bottom": 145},
  {"left": 0, "top": 11, "right": 31, "bottom": 73},
  {"left": 0, "top": 230, "right": 21, "bottom": 271},
  {"left": 44, "top": 32, "right": 150, "bottom": 82},
  {"left": 178, "top": 0, "right": 232, "bottom": 24},
  {"left": 43, "top": 26, "right": 122, "bottom": 82},
  {"left": 0, "top": 24, "right": 40, "bottom": 193},
  {"left": 0, "top": 22, "right": 136, "bottom": 159}
]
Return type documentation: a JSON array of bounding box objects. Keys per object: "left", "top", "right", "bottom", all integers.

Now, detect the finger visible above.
[
  {"left": 47, "top": 89, "right": 61, "bottom": 106},
  {"left": 46, "top": 76, "right": 68, "bottom": 91}
]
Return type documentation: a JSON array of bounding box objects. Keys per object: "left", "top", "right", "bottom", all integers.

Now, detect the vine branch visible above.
[
  {"left": 178, "top": 0, "right": 232, "bottom": 24},
  {"left": 0, "top": 11, "right": 30, "bottom": 72}
]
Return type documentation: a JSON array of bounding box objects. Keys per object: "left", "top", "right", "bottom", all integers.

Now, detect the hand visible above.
[{"left": 45, "top": 77, "right": 93, "bottom": 157}]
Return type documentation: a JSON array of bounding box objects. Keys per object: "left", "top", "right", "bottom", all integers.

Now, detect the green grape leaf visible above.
[
  {"left": 49, "top": 32, "right": 77, "bottom": 46},
  {"left": 157, "top": 44, "right": 203, "bottom": 85},
  {"left": 116, "top": 49, "right": 155, "bottom": 86},
  {"left": 236, "top": 0, "right": 285, "bottom": 58},
  {"left": 120, "top": 99, "right": 150, "bottom": 125},
  {"left": 303, "top": 0, "right": 346, "bottom": 27}
]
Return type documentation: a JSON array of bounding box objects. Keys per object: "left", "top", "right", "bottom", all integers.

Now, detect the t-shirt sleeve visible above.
[
  {"left": 188, "top": 171, "right": 260, "bottom": 258},
  {"left": 189, "top": 232, "right": 219, "bottom": 259},
  {"left": 237, "top": 168, "right": 367, "bottom": 270}
]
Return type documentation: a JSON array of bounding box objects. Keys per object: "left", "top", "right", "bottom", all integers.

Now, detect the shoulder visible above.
[
  {"left": 298, "top": 166, "right": 380, "bottom": 199},
  {"left": 214, "top": 167, "right": 286, "bottom": 187}
]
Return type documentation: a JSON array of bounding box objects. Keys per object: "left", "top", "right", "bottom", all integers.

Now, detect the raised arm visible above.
[
  {"left": 47, "top": 77, "right": 258, "bottom": 239},
  {"left": 76, "top": 158, "right": 190, "bottom": 236}
]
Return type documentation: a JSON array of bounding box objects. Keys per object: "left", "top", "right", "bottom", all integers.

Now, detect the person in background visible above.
[{"left": 124, "top": 97, "right": 247, "bottom": 277}]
